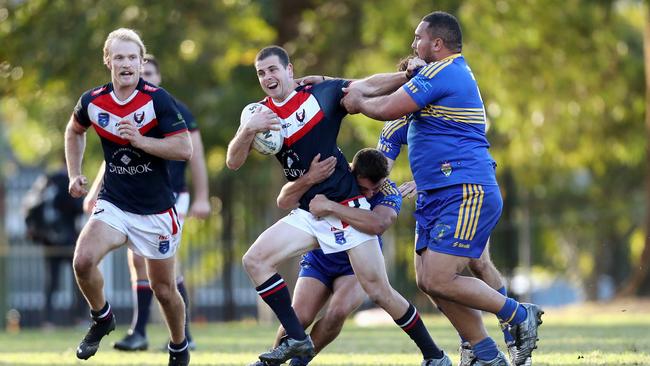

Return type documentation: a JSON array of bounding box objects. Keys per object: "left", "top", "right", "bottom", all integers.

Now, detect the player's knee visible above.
[
  {"left": 417, "top": 275, "right": 449, "bottom": 298},
  {"left": 150, "top": 281, "right": 176, "bottom": 305},
  {"left": 242, "top": 249, "right": 262, "bottom": 275},
  {"left": 468, "top": 257, "right": 494, "bottom": 277},
  {"left": 72, "top": 252, "right": 95, "bottom": 278},
  {"left": 324, "top": 305, "right": 350, "bottom": 327}
]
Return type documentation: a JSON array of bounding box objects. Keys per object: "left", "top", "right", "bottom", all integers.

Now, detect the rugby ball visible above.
[{"left": 240, "top": 102, "right": 283, "bottom": 155}]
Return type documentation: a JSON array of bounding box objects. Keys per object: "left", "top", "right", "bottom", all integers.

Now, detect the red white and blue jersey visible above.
[
  {"left": 377, "top": 116, "right": 410, "bottom": 161},
  {"left": 73, "top": 79, "right": 188, "bottom": 214},
  {"left": 262, "top": 79, "right": 359, "bottom": 210},
  {"left": 167, "top": 99, "right": 198, "bottom": 193}
]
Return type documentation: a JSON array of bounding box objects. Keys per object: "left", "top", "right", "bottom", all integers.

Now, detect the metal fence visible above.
[{"left": 1, "top": 167, "right": 258, "bottom": 328}]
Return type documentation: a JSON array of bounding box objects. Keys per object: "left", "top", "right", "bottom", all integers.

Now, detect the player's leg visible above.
[
  {"left": 347, "top": 239, "right": 449, "bottom": 364},
  {"left": 114, "top": 250, "right": 150, "bottom": 351},
  {"left": 309, "top": 274, "right": 365, "bottom": 354},
  {"left": 246, "top": 219, "right": 318, "bottom": 363},
  {"left": 468, "top": 242, "right": 517, "bottom": 354},
  {"left": 173, "top": 192, "right": 194, "bottom": 348},
  {"left": 415, "top": 185, "right": 542, "bottom": 365},
  {"left": 147, "top": 255, "right": 189, "bottom": 366},
  {"left": 73, "top": 216, "right": 127, "bottom": 360}
]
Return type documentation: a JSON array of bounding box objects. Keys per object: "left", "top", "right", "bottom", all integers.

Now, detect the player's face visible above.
[
  {"left": 256, "top": 55, "right": 294, "bottom": 101},
  {"left": 107, "top": 39, "right": 143, "bottom": 89},
  {"left": 412, "top": 21, "right": 437, "bottom": 63},
  {"left": 142, "top": 62, "right": 161, "bottom": 86},
  {"left": 357, "top": 177, "right": 386, "bottom": 200}
]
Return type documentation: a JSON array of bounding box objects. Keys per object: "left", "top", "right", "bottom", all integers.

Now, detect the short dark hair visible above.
[
  {"left": 256, "top": 45, "right": 290, "bottom": 67},
  {"left": 144, "top": 54, "right": 160, "bottom": 72},
  {"left": 422, "top": 11, "right": 462, "bottom": 52},
  {"left": 351, "top": 148, "right": 389, "bottom": 183}
]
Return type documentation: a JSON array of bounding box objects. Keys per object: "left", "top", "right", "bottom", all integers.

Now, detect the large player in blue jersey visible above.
[
  {"left": 249, "top": 148, "right": 403, "bottom": 366},
  {"left": 64, "top": 28, "right": 192, "bottom": 366},
  {"left": 227, "top": 46, "right": 451, "bottom": 366},
  {"left": 342, "top": 12, "right": 543, "bottom": 366},
  {"left": 378, "top": 57, "right": 523, "bottom": 365}
]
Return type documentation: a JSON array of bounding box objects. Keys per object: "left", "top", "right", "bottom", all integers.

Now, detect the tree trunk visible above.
[{"left": 617, "top": 3, "right": 650, "bottom": 297}]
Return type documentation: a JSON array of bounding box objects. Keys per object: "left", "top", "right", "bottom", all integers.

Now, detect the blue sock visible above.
[
  {"left": 176, "top": 279, "right": 192, "bottom": 342},
  {"left": 132, "top": 280, "right": 153, "bottom": 337},
  {"left": 473, "top": 337, "right": 499, "bottom": 361},
  {"left": 496, "top": 287, "right": 515, "bottom": 343},
  {"left": 395, "top": 303, "right": 444, "bottom": 359},
  {"left": 497, "top": 297, "right": 527, "bottom": 326},
  {"left": 256, "top": 274, "right": 306, "bottom": 340}
]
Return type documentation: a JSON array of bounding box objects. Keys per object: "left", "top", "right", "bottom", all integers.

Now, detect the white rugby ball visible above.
[{"left": 240, "top": 102, "right": 283, "bottom": 155}]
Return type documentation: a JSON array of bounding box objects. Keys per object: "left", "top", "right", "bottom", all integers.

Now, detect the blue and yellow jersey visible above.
[
  {"left": 402, "top": 54, "right": 497, "bottom": 191},
  {"left": 377, "top": 116, "right": 409, "bottom": 161}
]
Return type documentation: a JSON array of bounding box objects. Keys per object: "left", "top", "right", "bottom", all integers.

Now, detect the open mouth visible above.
[
  {"left": 119, "top": 71, "right": 134, "bottom": 77},
  {"left": 267, "top": 81, "right": 278, "bottom": 90}
]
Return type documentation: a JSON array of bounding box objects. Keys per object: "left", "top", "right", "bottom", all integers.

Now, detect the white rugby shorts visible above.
[
  {"left": 174, "top": 191, "right": 190, "bottom": 225},
  {"left": 90, "top": 199, "right": 182, "bottom": 259},
  {"left": 280, "top": 196, "right": 378, "bottom": 254}
]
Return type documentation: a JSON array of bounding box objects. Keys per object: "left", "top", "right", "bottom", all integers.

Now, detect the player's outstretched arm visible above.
[
  {"left": 348, "top": 57, "right": 426, "bottom": 97},
  {"left": 309, "top": 195, "right": 397, "bottom": 236},
  {"left": 65, "top": 115, "right": 89, "bottom": 198},
  {"left": 276, "top": 153, "right": 336, "bottom": 209},
  {"left": 188, "top": 130, "right": 211, "bottom": 218},
  {"left": 226, "top": 106, "right": 280, "bottom": 170},
  {"left": 341, "top": 87, "right": 420, "bottom": 121}
]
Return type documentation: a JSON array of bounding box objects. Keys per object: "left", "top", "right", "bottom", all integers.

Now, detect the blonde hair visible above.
[{"left": 103, "top": 28, "right": 146, "bottom": 65}]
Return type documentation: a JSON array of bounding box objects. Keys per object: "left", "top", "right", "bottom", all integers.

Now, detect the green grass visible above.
[{"left": 0, "top": 305, "right": 649, "bottom": 365}]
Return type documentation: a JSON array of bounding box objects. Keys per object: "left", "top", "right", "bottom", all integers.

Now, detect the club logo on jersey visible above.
[
  {"left": 296, "top": 109, "right": 306, "bottom": 124},
  {"left": 158, "top": 239, "right": 170, "bottom": 254},
  {"left": 133, "top": 111, "right": 145, "bottom": 125},
  {"left": 441, "top": 162, "right": 452, "bottom": 177},
  {"left": 98, "top": 112, "right": 110, "bottom": 127},
  {"left": 120, "top": 154, "right": 132, "bottom": 165},
  {"left": 280, "top": 150, "right": 305, "bottom": 179},
  {"left": 333, "top": 230, "right": 346, "bottom": 245}
]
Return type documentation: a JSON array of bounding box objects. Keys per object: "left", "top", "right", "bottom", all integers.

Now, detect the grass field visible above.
[{"left": 0, "top": 303, "right": 648, "bottom": 366}]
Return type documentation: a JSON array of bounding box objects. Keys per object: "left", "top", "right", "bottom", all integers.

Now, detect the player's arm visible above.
[
  {"left": 276, "top": 154, "right": 337, "bottom": 210},
  {"left": 64, "top": 115, "right": 89, "bottom": 198},
  {"left": 349, "top": 57, "right": 426, "bottom": 97},
  {"left": 83, "top": 162, "right": 105, "bottom": 214},
  {"left": 118, "top": 120, "right": 192, "bottom": 160},
  {"left": 342, "top": 87, "right": 420, "bottom": 121},
  {"left": 226, "top": 106, "right": 280, "bottom": 170},
  {"left": 309, "top": 195, "right": 397, "bottom": 235},
  {"left": 188, "top": 130, "right": 211, "bottom": 218}
]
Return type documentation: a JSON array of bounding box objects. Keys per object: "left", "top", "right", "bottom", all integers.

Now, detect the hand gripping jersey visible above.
[
  {"left": 262, "top": 80, "right": 360, "bottom": 210},
  {"left": 402, "top": 54, "right": 498, "bottom": 191},
  {"left": 377, "top": 115, "right": 410, "bottom": 161},
  {"left": 301, "top": 179, "right": 403, "bottom": 273},
  {"left": 73, "top": 79, "right": 188, "bottom": 214},
  {"left": 167, "top": 99, "right": 198, "bottom": 193}
]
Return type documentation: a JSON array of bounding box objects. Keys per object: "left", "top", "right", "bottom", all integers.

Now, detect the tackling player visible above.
[{"left": 342, "top": 11, "right": 543, "bottom": 366}]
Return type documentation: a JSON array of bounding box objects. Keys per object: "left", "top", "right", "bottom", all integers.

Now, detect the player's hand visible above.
[
  {"left": 296, "top": 75, "right": 327, "bottom": 85},
  {"left": 244, "top": 106, "right": 281, "bottom": 133},
  {"left": 69, "top": 175, "right": 89, "bottom": 198},
  {"left": 189, "top": 199, "right": 211, "bottom": 219},
  {"left": 309, "top": 194, "right": 334, "bottom": 217},
  {"left": 398, "top": 180, "right": 417, "bottom": 199},
  {"left": 304, "top": 153, "right": 337, "bottom": 185},
  {"left": 117, "top": 119, "right": 145, "bottom": 148},
  {"left": 406, "top": 57, "right": 427, "bottom": 79},
  {"left": 341, "top": 87, "right": 363, "bottom": 114}
]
